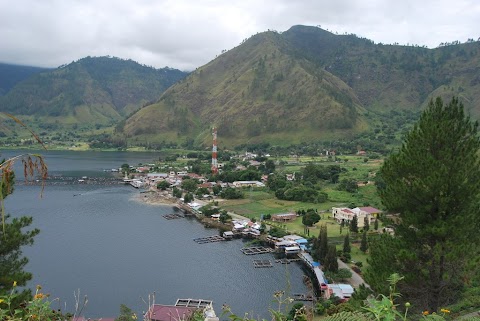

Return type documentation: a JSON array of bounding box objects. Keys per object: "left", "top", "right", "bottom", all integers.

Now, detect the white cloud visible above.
[{"left": 0, "top": 0, "right": 479, "bottom": 70}]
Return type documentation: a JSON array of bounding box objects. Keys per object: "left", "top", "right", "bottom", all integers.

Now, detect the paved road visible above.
[{"left": 337, "top": 258, "right": 370, "bottom": 288}]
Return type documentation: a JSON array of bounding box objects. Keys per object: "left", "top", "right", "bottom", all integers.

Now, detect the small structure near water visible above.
[
  {"left": 193, "top": 235, "right": 225, "bottom": 244},
  {"left": 241, "top": 246, "right": 274, "bottom": 255},
  {"left": 145, "top": 298, "right": 217, "bottom": 321},
  {"left": 253, "top": 259, "right": 273, "bottom": 268}
]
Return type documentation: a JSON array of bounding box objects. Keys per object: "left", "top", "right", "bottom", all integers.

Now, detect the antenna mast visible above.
[{"left": 211, "top": 127, "right": 218, "bottom": 175}]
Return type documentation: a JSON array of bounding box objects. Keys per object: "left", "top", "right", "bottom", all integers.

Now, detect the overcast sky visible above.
[{"left": 1, "top": 0, "right": 479, "bottom": 71}]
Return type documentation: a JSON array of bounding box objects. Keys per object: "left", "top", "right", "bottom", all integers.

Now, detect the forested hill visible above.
[
  {"left": 0, "top": 56, "right": 188, "bottom": 126},
  {"left": 119, "top": 25, "right": 480, "bottom": 147},
  {"left": 0, "top": 63, "right": 50, "bottom": 96},
  {"left": 282, "top": 25, "right": 480, "bottom": 115},
  {"left": 120, "top": 31, "right": 366, "bottom": 147}
]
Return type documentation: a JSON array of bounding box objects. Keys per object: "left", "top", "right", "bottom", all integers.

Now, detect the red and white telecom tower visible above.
[{"left": 211, "top": 127, "right": 218, "bottom": 175}]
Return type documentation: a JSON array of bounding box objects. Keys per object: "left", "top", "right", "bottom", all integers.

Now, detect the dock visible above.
[
  {"left": 275, "top": 258, "right": 301, "bottom": 264},
  {"left": 253, "top": 259, "right": 273, "bottom": 268},
  {"left": 292, "top": 293, "right": 314, "bottom": 301},
  {"left": 193, "top": 235, "right": 225, "bottom": 244},
  {"left": 241, "top": 246, "right": 274, "bottom": 255},
  {"left": 175, "top": 298, "right": 213, "bottom": 308},
  {"left": 163, "top": 213, "right": 184, "bottom": 220}
]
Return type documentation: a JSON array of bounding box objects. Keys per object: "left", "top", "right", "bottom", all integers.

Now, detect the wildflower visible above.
[
  {"left": 13, "top": 281, "right": 17, "bottom": 287},
  {"left": 405, "top": 302, "right": 411, "bottom": 308},
  {"left": 422, "top": 311, "right": 429, "bottom": 315},
  {"left": 34, "top": 293, "right": 44, "bottom": 300},
  {"left": 36, "top": 285, "right": 42, "bottom": 290},
  {"left": 132, "top": 313, "right": 137, "bottom": 320},
  {"left": 0, "top": 299, "right": 5, "bottom": 304},
  {"left": 440, "top": 308, "right": 450, "bottom": 314}
]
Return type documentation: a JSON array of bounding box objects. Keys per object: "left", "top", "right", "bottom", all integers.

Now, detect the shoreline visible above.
[{"left": 132, "top": 189, "right": 179, "bottom": 206}]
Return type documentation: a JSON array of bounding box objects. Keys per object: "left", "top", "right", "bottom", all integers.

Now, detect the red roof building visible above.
[{"left": 145, "top": 305, "right": 196, "bottom": 321}]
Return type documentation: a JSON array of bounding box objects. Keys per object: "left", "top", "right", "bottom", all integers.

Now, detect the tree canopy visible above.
[{"left": 366, "top": 97, "right": 480, "bottom": 312}]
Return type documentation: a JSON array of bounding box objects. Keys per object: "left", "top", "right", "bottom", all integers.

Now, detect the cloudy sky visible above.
[{"left": 1, "top": 0, "right": 479, "bottom": 71}]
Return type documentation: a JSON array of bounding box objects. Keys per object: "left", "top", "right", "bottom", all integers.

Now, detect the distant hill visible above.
[
  {"left": 119, "top": 25, "right": 480, "bottom": 147},
  {"left": 0, "top": 56, "right": 188, "bottom": 127},
  {"left": 282, "top": 25, "right": 480, "bottom": 115},
  {"left": 120, "top": 32, "right": 367, "bottom": 147},
  {"left": 0, "top": 63, "right": 50, "bottom": 96}
]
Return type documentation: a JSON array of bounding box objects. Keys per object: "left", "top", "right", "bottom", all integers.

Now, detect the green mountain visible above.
[
  {"left": 0, "top": 56, "right": 188, "bottom": 127},
  {"left": 0, "top": 63, "right": 50, "bottom": 96},
  {"left": 121, "top": 31, "right": 367, "bottom": 147},
  {"left": 282, "top": 25, "right": 480, "bottom": 115},
  {"left": 119, "top": 26, "right": 480, "bottom": 147}
]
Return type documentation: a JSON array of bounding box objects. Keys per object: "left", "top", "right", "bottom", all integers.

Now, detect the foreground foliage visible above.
[{"left": 366, "top": 97, "right": 480, "bottom": 311}]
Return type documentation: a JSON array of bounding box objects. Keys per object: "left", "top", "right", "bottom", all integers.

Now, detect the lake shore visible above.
[{"left": 132, "top": 189, "right": 179, "bottom": 206}]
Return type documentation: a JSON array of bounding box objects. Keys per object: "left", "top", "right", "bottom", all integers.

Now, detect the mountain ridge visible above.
[{"left": 0, "top": 56, "right": 188, "bottom": 127}]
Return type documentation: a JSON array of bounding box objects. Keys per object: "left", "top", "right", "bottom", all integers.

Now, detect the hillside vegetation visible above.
[
  {"left": 0, "top": 63, "right": 50, "bottom": 96},
  {"left": 119, "top": 26, "right": 480, "bottom": 147},
  {"left": 0, "top": 56, "right": 188, "bottom": 129},
  {"left": 121, "top": 31, "right": 367, "bottom": 147}
]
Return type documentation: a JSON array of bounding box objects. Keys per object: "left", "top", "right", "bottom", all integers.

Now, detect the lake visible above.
[{"left": 1, "top": 150, "right": 309, "bottom": 319}]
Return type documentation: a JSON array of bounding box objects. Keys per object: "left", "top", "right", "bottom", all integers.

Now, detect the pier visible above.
[
  {"left": 292, "top": 293, "right": 314, "bottom": 301},
  {"left": 163, "top": 213, "right": 184, "bottom": 220},
  {"left": 241, "top": 246, "right": 274, "bottom": 255},
  {"left": 253, "top": 259, "right": 273, "bottom": 268},
  {"left": 193, "top": 235, "right": 225, "bottom": 244},
  {"left": 274, "top": 258, "right": 301, "bottom": 264}
]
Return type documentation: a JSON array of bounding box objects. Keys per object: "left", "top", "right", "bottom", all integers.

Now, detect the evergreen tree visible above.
[
  {"left": 366, "top": 97, "right": 480, "bottom": 311},
  {"left": 318, "top": 224, "right": 329, "bottom": 263},
  {"left": 312, "top": 225, "right": 328, "bottom": 263},
  {"left": 349, "top": 215, "right": 358, "bottom": 233},
  {"left": 343, "top": 233, "right": 351, "bottom": 255},
  {"left": 363, "top": 216, "right": 369, "bottom": 231},
  {"left": 0, "top": 215, "right": 39, "bottom": 304},
  {"left": 360, "top": 230, "right": 368, "bottom": 253},
  {"left": 324, "top": 244, "right": 338, "bottom": 273},
  {"left": 0, "top": 156, "right": 42, "bottom": 305},
  {"left": 374, "top": 218, "right": 379, "bottom": 230}
]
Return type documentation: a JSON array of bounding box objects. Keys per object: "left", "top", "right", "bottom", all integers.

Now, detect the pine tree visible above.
[
  {"left": 0, "top": 215, "right": 39, "bottom": 303},
  {"left": 0, "top": 156, "right": 41, "bottom": 305},
  {"left": 360, "top": 230, "right": 368, "bottom": 253},
  {"left": 363, "top": 216, "right": 369, "bottom": 231},
  {"left": 312, "top": 224, "right": 328, "bottom": 263},
  {"left": 324, "top": 244, "right": 338, "bottom": 273},
  {"left": 343, "top": 233, "right": 351, "bottom": 255},
  {"left": 350, "top": 215, "right": 358, "bottom": 233},
  {"left": 319, "top": 224, "right": 329, "bottom": 263},
  {"left": 367, "top": 97, "right": 480, "bottom": 311}
]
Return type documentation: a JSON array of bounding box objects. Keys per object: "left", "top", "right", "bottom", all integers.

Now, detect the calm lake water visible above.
[{"left": 1, "top": 150, "right": 308, "bottom": 319}]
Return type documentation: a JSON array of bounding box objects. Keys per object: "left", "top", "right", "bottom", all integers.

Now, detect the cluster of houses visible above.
[
  {"left": 124, "top": 168, "right": 267, "bottom": 193},
  {"left": 268, "top": 235, "right": 355, "bottom": 301}
]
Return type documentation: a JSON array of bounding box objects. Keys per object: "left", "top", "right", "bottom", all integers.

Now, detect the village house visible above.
[
  {"left": 331, "top": 206, "right": 382, "bottom": 227},
  {"left": 271, "top": 213, "right": 297, "bottom": 222},
  {"left": 231, "top": 181, "right": 265, "bottom": 188}
]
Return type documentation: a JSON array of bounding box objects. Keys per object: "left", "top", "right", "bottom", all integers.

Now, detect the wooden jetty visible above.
[
  {"left": 275, "top": 258, "right": 302, "bottom": 264},
  {"left": 292, "top": 293, "right": 314, "bottom": 301},
  {"left": 193, "top": 235, "right": 225, "bottom": 244},
  {"left": 241, "top": 246, "right": 274, "bottom": 255},
  {"left": 162, "top": 213, "right": 184, "bottom": 220},
  {"left": 253, "top": 259, "right": 273, "bottom": 268},
  {"left": 175, "top": 298, "right": 213, "bottom": 308}
]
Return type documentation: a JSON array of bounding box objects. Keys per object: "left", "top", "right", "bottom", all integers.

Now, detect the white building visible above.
[{"left": 331, "top": 207, "right": 377, "bottom": 228}]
